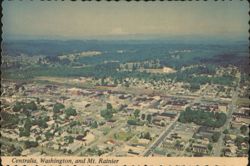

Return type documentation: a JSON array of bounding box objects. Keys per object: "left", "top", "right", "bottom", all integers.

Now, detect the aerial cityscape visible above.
[{"left": 1, "top": 1, "right": 249, "bottom": 158}]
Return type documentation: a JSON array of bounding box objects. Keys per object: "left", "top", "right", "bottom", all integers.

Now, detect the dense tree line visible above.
[
  {"left": 5, "top": 62, "right": 236, "bottom": 88},
  {"left": 178, "top": 107, "right": 227, "bottom": 128}
]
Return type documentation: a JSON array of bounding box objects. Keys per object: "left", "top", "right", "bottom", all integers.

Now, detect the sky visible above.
[{"left": 2, "top": 0, "right": 249, "bottom": 40}]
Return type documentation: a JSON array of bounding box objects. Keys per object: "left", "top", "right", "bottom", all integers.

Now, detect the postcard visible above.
[{"left": 1, "top": 0, "right": 249, "bottom": 165}]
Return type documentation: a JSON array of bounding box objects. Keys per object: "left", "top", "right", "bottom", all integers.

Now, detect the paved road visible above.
[
  {"left": 142, "top": 113, "right": 180, "bottom": 156},
  {"left": 213, "top": 73, "right": 241, "bottom": 156}
]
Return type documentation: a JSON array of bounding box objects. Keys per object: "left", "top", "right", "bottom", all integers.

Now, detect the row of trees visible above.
[
  {"left": 7, "top": 59, "right": 235, "bottom": 88},
  {"left": 127, "top": 110, "right": 154, "bottom": 126},
  {"left": 141, "top": 113, "right": 153, "bottom": 123},
  {"left": 139, "top": 132, "right": 152, "bottom": 140}
]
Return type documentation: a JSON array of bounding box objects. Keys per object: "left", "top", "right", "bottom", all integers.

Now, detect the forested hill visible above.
[
  {"left": 2, "top": 39, "right": 249, "bottom": 88},
  {"left": 2, "top": 39, "right": 248, "bottom": 57}
]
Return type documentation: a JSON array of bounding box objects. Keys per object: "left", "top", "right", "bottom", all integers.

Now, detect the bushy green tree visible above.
[
  {"left": 13, "top": 102, "right": 23, "bottom": 112},
  {"left": 24, "top": 118, "right": 32, "bottom": 130},
  {"left": 100, "top": 109, "right": 113, "bottom": 120},
  {"left": 208, "top": 144, "right": 213, "bottom": 151},
  {"left": 211, "top": 132, "right": 221, "bottom": 142},
  {"left": 91, "top": 121, "right": 98, "bottom": 128},
  {"left": 37, "top": 119, "right": 48, "bottom": 128},
  {"left": 45, "top": 132, "right": 53, "bottom": 140},
  {"left": 64, "top": 107, "right": 77, "bottom": 117},
  {"left": 223, "top": 129, "right": 229, "bottom": 134},
  {"left": 64, "top": 136, "right": 74, "bottom": 144},
  {"left": 141, "top": 114, "right": 146, "bottom": 120},
  {"left": 140, "top": 132, "right": 152, "bottom": 140},
  {"left": 240, "top": 125, "right": 248, "bottom": 134},
  {"left": 127, "top": 119, "right": 138, "bottom": 125},
  {"left": 107, "top": 103, "right": 113, "bottom": 110},
  {"left": 53, "top": 103, "right": 65, "bottom": 113},
  {"left": 134, "top": 109, "right": 140, "bottom": 119},
  {"left": 146, "top": 114, "right": 152, "bottom": 123}
]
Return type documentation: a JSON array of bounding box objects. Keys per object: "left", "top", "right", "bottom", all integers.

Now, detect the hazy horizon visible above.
[{"left": 2, "top": 1, "right": 249, "bottom": 41}]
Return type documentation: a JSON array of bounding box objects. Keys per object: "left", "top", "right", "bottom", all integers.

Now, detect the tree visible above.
[
  {"left": 175, "top": 140, "right": 181, "bottom": 149},
  {"left": 100, "top": 109, "right": 113, "bottom": 120},
  {"left": 107, "top": 103, "right": 113, "bottom": 110},
  {"left": 211, "top": 132, "right": 221, "bottom": 142},
  {"left": 127, "top": 119, "right": 138, "bottom": 125},
  {"left": 235, "top": 136, "right": 246, "bottom": 147},
  {"left": 91, "top": 121, "right": 98, "bottom": 128},
  {"left": 13, "top": 102, "right": 23, "bottom": 112},
  {"left": 134, "top": 109, "right": 140, "bottom": 119},
  {"left": 43, "top": 116, "right": 50, "bottom": 122},
  {"left": 37, "top": 119, "right": 48, "bottom": 128},
  {"left": 64, "top": 136, "right": 74, "bottom": 144},
  {"left": 146, "top": 114, "right": 152, "bottom": 123},
  {"left": 240, "top": 125, "right": 248, "bottom": 134},
  {"left": 63, "top": 148, "right": 67, "bottom": 153},
  {"left": 141, "top": 114, "right": 145, "bottom": 120},
  {"left": 101, "top": 78, "right": 106, "bottom": 86},
  {"left": 208, "top": 144, "right": 213, "bottom": 151},
  {"left": 178, "top": 108, "right": 227, "bottom": 128},
  {"left": 64, "top": 107, "right": 77, "bottom": 118},
  {"left": 53, "top": 103, "right": 65, "bottom": 113},
  {"left": 144, "top": 132, "right": 152, "bottom": 140},
  {"left": 36, "top": 136, "right": 41, "bottom": 142},
  {"left": 223, "top": 129, "right": 229, "bottom": 134},
  {"left": 24, "top": 119, "right": 32, "bottom": 131},
  {"left": 36, "top": 98, "right": 40, "bottom": 104},
  {"left": 45, "top": 132, "right": 53, "bottom": 140},
  {"left": 69, "top": 121, "right": 78, "bottom": 127}
]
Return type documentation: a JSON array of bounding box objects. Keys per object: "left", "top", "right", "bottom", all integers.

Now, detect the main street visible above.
[
  {"left": 213, "top": 72, "right": 241, "bottom": 156},
  {"left": 142, "top": 113, "right": 180, "bottom": 157}
]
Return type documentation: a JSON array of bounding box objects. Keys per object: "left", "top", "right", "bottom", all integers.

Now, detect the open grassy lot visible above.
[{"left": 113, "top": 131, "right": 135, "bottom": 142}]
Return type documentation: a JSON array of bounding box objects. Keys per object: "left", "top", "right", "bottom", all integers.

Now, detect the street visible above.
[
  {"left": 142, "top": 113, "right": 180, "bottom": 156},
  {"left": 213, "top": 73, "right": 241, "bottom": 156}
]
